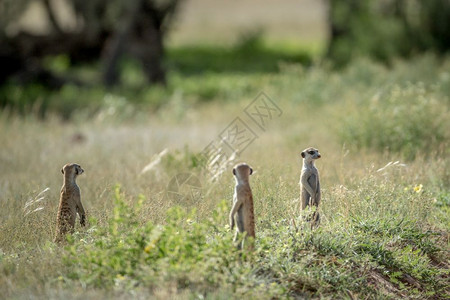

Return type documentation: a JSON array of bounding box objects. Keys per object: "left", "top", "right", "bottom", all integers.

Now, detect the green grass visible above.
[{"left": 0, "top": 52, "right": 449, "bottom": 298}]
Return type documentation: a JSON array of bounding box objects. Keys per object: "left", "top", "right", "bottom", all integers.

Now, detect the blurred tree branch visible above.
[
  {"left": 41, "top": 0, "right": 64, "bottom": 35},
  {"left": 0, "top": 0, "right": 181, "bottom": 88}
]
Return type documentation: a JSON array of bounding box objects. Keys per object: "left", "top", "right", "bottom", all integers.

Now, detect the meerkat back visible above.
[{"left": 54, "top": 163, "right": 85, "bottom": 243}]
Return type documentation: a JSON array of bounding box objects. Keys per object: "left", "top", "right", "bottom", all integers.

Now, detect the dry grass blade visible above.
[
  {"left": 376, "top": 160, "right": 406, "bottom": 173},
  {"left": 208, "top": 148, "right": 237, "bottom": 182},
  {"left": 23, "top": 187, "right": 50, "bottom": 216},
  {"left": 140, "top": 148, "right": 169, "bottom": 175},
  {"left": 25, "top": 207, "right": 44, "bottom": 216}
]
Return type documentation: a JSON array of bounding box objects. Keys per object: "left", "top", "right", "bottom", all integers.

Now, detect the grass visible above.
[{"left": 0, "top": 51, "right": 449, "bottom": 298}]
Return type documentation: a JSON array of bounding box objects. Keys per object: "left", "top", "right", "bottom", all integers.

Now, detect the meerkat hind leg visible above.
[{"left": 234, "top": 208, "right": 246, "bottom": 249}]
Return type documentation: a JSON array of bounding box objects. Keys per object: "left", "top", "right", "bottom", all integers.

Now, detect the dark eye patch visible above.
[{"left": 308, "top": 151, "right": 315, "bottom": 155}]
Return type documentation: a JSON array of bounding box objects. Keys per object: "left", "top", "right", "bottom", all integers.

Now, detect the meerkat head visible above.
[
  {"left": 232, "top": 163, "right": 253, "bottom": 182},
  {"left": 301, "top": 147, "right": 321, "bottom": 162},
  {"left": 61, "top": 163, "right": 84, "bottom": 177}
]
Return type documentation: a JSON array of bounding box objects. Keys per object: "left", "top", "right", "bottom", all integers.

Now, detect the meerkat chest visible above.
[
  {"left": 301, "top": 165, "right": 318, "bottom": 180},
  {"left": 303, "top": 166, "right": 319, "bottom": 188}
]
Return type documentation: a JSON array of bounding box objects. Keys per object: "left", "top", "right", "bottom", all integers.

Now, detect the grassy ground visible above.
[{"left": 1, "top": 52, "right": 450, "bottom": 298}]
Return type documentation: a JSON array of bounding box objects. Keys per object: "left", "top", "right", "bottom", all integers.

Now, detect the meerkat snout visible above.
[{"left": 76, "top": 165, "right": 84, "bottom": 175}]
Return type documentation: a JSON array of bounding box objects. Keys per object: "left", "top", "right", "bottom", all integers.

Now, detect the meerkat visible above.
[
  {"left": 299, "top": 147, "right": 321, "bottom": 227},
  {"left": 229, "top": 163, "right": 255, "bottom": 250},
  {"left": 54, "top": 163, "right": 86, "bottom": 243}
]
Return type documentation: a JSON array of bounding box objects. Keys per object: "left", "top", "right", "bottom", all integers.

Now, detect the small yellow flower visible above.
[
  {"left": 144, "top": 243, "right": 155, "bottom": 253},
  {"left": 413, "top": 184, "right": 423, "bottom": 193},
  {"left": 116, "top": 274, "right": 125, "bottom": 280}
]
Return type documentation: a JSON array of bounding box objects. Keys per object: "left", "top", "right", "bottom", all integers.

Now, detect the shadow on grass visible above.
[{"left": 167, "top": 43, "right": 312, "bottom": 74}]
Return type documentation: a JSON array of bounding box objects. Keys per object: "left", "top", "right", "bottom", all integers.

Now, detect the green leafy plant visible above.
[{"left": 341, "top": 82, "right": 449, "bottom": 159}]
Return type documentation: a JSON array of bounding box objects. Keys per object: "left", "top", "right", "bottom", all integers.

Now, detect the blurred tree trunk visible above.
[
  {"left": 103, "top": 0, "right": 175, "bottom": 86},
  {"left": 325, "top": 0, "right": 353, "bottom": 57},
  {"left": 0, "top": 0, "right": 180, "bottom": 88}
]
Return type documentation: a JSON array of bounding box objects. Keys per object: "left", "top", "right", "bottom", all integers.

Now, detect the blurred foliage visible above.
[
  {"left": 338, "top": 57, "right": 450, "bottom": 160},
  {"left": 0, "top": 41, "right": 310, "bottom": 118},
  {"left": 327, "top": 0, "right": 450, "bottom": 66}
]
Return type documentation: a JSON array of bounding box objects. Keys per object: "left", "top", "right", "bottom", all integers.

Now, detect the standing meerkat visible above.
[
  {"left": 54, "top": 163, "right": 86, "bottom": 243},
  {"left": 300, "top": 147, "right": 321, "bottom": 226},
  {"left": 229, "top": 163, "right": 255, "bottom": 250}
]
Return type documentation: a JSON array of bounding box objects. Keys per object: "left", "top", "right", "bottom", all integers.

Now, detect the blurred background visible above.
[
  {"left": 1, "top": 2, "right": 449, "bottom": 298},
  {"left": 1, "top": 0, "right": 449, "bottom": 118}
]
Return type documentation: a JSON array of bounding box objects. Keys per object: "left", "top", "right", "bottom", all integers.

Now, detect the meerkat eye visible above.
[{"left": 308, "top": 151, "right": 315, "bottom": 155}]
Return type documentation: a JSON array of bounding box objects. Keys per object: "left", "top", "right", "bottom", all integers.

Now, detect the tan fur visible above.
[
  {"left": 54, "top": 163, "right": 86, "bottom": 243},
  {"left": 300, "top": 147, "right": 321, "bottom": 227},
  {"left": 229, "top": 163, "right": 255, "bottom": 250}
]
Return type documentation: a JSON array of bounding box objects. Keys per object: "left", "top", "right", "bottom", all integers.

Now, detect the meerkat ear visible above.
[
  {"left": 301, "top": 152, "right": 305, "bottom": 158},
  {"left": 75, "top": 168, "right": 79, "bottom": 175},
  {"left": 61, "top": 168, "right": 64, "bottom": 174},
  {"left": 249, "top": 168, "right": 253, "bottom": 175},
  {"left": 233, "top": 168, "right": 236, "bottom": 175}
]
